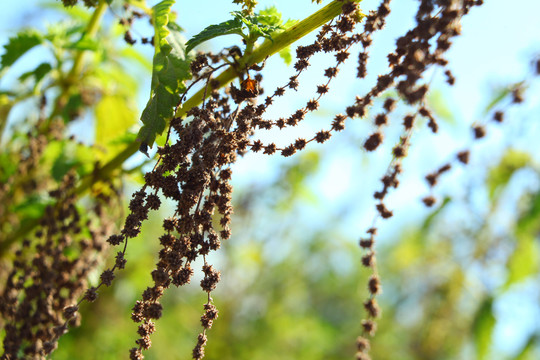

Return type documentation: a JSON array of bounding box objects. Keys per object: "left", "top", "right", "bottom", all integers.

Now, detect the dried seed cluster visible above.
[
  {"left": 0, "top": 171, "right": 118, "bottom": 358},
  {"left": 93, "top": 86, "right": 258, "bottom": 358}
]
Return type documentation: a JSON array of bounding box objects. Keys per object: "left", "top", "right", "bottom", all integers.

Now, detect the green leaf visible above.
[
  {"left": 504, "top": 233, "right": 539, "bottom": 290},
  {"left": 19, "top": 62, "right": 53, "bottom": 84},
  {"left": 233, "top": 11, "right": 283, "bottom": 42},
  {"left": 185, "top": 17, "right": 244, "bottom": 54},
  {"left": 1, "top": 30, "right": 43, "bottom": 70},
  {"left": 257, "top": 6, "right": 282, "bottom": 26},
  {"left": 487, "top": 149, "right": 531, "bottom": 200},
  {"left": 185, "top": 7, "right": 288, "bottom": 54},
  {"left": 136, "top": 0, "right": 192, "bottom": 153},
  {"left": 472, "top": 297, "right": 496, "bottom": 360},
  {"left": 95, "top": 95, "right": 137, "bottom": 160},
  {"left": 503, "top": 189, "right": 540, "bottom": 289},
  {"left": 138, "top": 87, "right": 171, "bottom": 152}
]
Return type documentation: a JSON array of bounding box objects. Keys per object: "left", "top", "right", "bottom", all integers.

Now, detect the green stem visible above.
[
  {"left": 70, "top": 0, "right": 108, "bottom": 78},
  {"left": 51, "top": 0, "right": 108, "bottom": 118},
  {"left": 1, "top": 0, "right": 358, "bottom": 254},
  {"left": 175, "top": 0, "right": 355, "bottom": 118}
]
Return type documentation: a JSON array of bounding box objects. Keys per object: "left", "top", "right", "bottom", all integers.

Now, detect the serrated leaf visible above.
[
  {"left": 185, "top": 17, "right": 244, "bottom": 54},
  {"left": 137, "top": 86, "right": 173, "bottom": 153},
  {"left": 185, "top": 8, "right": 287, "bottom": 54},
  {"left": 1, "top": 30, "right": 43, "bottom": 70},
  {"left": 472, "top": 297, "right": 496, "bottom": 360},
  {"left": 95, "top": 95, "right": 137, "bottom": 160},
  {"left": 137, "top": 0, "right": 191, "bottom": 153}
]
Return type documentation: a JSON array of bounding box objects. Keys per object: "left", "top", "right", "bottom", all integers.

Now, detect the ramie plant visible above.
[{"left": 0, "top": 0, "right": 539, "bottom": 359}]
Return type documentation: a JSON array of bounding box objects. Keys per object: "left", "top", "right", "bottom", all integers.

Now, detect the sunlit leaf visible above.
[
  {"left": 487, "top": 149, "right": 531, "bottom": 200},
  {"left": 185, "top": 17, "right": 244, "bottom": 54},
  {"left": 278, "top": 47, "right": 292, "bottom": 65},
  {"left": 472, "top": 297, "right": 495, "bottom": 360},
  {"left": 185, "top": 8, "right": 286, "bottom": 54},
  {"left": 256, "top": 6, "right": 282, "bottom": 27}
]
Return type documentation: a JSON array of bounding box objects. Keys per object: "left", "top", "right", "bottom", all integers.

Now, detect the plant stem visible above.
[
  {"left": 1, "top": 0, "right": 358, "bottom": 254},
  {"left": 51, "top": 0, "right": 108, "bottom": 119}
]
